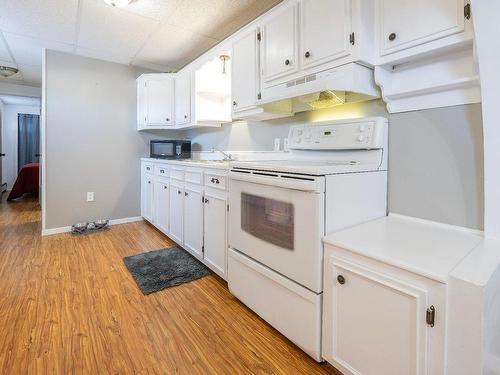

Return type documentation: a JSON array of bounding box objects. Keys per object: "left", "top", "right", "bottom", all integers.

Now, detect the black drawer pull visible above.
[
  {"left": 337, "top": 275, "right": 345, "bottom": 285},
  {"left": 388, "top": 33, "right": 396, "bottom": 41}
]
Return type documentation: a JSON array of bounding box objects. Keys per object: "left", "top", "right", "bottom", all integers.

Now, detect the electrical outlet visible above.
[
  {"left": 283, "top": 138, "right": 290, "bottom": 152},
  {"left": 274, "top": 138, "right": 281, "bottom": 151},
  {"left": 86, "top": 192, "right": 94, "bottom": 202}
]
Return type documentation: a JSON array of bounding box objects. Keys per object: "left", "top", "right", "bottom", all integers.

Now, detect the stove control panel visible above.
[{"left": 288, "top": 117, "right": 387, "bottom": 150}]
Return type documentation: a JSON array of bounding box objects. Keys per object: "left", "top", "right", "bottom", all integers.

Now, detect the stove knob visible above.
[{"left": 357, "top": 135, "right": 365, "bottom": 142}]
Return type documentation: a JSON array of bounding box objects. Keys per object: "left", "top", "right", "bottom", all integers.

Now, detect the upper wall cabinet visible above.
[
  {"left": 175, "top": 70, "right": 191, "bottom": 128},
  {"left": 137, "top": 74, "right": 174, "bottom": 130},
  {"left": 374, "top": 0, "right": 478, "bottom": 113},
  {"left": 376, "top": 0, "right": 472, "bottom": 64},
  {"left": 261, "top": 1, "right": 299, "bottom": 84},
  {"left": 300, "top": 0, "right": 351, "bottom": 71},
  {"left": 259, "top": 0, "right": 376, "bottom": 90},
  {"left": 232, "top": 28, "right": 294, "bottom": 121}
]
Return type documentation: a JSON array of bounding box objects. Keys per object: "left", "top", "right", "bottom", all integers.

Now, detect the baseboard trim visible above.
[{"left": 42, "top": 216, "right": 144, "bottom": 236}]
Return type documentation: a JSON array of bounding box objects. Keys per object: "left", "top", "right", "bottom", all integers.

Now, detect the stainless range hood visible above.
[{"left": 259, "top": 63, "right": 380, "bottom": 112}]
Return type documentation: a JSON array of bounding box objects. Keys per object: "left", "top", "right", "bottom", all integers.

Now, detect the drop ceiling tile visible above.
[
  {"left": 0, "top": 0, "right": 79, "bottom": 44},
  {"left": 76, "top": 46, "right": 132, "bottom": 66},
  {"left": 3, "top": 33, "right": 73, "bottom": 66},
  {"left": 134, "top": 23, "right": 219, "bottom": 70},
  {"left": 166, "top": 0, "right": 232, "bottom": 39},
  {"left": 121, "top": 0, "right": 183, "bottom": 21},
  {"left": 0, "top": 36, "right": 13, "bottom": 62},
  {"left": 18, "top": 64, "right": 42, "bottom": 86},
  {"left": 210, "top": 0, "right": 283, "bottom": 40},
  {"left": 78, "top": 0, "right": 159, "bottom": 58}
]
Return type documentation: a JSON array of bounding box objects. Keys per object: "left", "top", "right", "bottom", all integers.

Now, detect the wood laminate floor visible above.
[{"left": 0, "top": 196, "right": 342, "bottom": 374}]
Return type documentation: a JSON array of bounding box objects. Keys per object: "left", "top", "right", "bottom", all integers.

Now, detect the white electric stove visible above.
[{"left": 227, "top": 117, "right": 389, "bottom": 361}]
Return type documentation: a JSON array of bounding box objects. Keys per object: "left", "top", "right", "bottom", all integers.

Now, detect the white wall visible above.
[
  {"left": 0, "top": 103, "right": 40, "bottom": 189},
  {"left": 45, "top": 50, "right": 155, "bottom": 229}
]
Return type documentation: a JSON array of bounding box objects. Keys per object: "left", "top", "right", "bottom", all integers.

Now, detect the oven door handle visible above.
[{"left": 229, "top": 171, "right": 322, "bottom": 192}]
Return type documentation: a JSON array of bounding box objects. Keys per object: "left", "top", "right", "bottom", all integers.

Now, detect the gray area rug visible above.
[{"left": 123, "top": 247, "right": 210, "bottom": 295}]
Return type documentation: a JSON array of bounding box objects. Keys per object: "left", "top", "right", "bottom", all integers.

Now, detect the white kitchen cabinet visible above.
[
  {"left": 141, "top": 173, "right": 154, "bottom": 223},
  {"left": 300, "top": 0, "right": 352, "bottom": 70},
  {"left": 183, "top": 184, "right": 204, "bottom": 259},
  {"left": 378, "top": 0, "right": 469, "bottom": 58},
  {"left": 175, "top": 71, "right": 191, "bottom": 127},
  {"left": 153, "top": 179, "right": 170, "bottom": 234},
  {"left": 261, "top": 1, "right": 299, "bottom": 84},
  {"left": 232, "top": 29, "right": 260, "bottom": 114},
  {"left": 137, "top": 74, "right": 175, "bottom": 130},
  {"left": 169, "top": 181, "right": 184, "bottom": 244},
  {"left": 203, "top": 191, "right": 227, "bottom": 278},
  {"left": 323, "top": 256, "right": 444, "bottom": 375},
  {"left": 231, "top": 28, "right": 293, "bottom": 120}
]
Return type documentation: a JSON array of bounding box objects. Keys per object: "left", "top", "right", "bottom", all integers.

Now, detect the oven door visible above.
[{"left": 228, "top": 170, "right": 325, "bottom": 293}]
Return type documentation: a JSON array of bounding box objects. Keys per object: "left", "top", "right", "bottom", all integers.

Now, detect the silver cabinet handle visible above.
[
  {"left": 204, "top": 198, "right": 209, "bottom": 203},
  {"left": 185, "top": 192, "right": 189, "bottom": 196},
  {"left": 163, "top": 185, "right": 167, "bottom": 190},
  {"left": 177, "top": 190, "right": 182, "bottom": 194}
]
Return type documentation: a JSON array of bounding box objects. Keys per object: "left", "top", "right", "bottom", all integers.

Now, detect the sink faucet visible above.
[{"left": 211, "top": 147, "right": 234, "bottom": 161}]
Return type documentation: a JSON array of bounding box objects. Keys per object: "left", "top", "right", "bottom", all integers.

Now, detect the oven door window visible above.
[{"left": 241, "top": 193, "right": 294, "bottom": 250}]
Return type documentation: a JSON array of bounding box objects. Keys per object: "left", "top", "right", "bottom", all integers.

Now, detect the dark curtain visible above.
[{"left": 18, "top": 114, "right": 40, "bottom": 172}]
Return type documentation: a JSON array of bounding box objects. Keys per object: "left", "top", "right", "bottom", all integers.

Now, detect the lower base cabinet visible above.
[
  {"left": 183, "top": 184, "right": 204, "bottom": 259},
  {"left": 141, "top": 160, "right": 229, "bottom": 280},
  {"left": 203, "top": 191, "right": 227, "bottom": 278},
  {"left": 153, "top": 179, "right": 170, "bottom": 234},
  {"left": 169, "top": 181, "right": 184, "bottom": 244},
  {"left": 322, "top": 246, "right": 445, "bottom": 375}
]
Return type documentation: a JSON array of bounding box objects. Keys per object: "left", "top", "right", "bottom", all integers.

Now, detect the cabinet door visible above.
[
  {"left": 261, "top": 2, "right": 299, "bottom": 83},
  {"left": 145, "top": 77, "right": 174, "bottom": 126},
  {"left": 300, "top": 0, "right": 352, "bottom": 70},
  {"left": 169, "top": 185, "right": 184, "bottom": 244},
  {"left": 232, "top": 29, "right": 259, "bottom": 113},
  {"left": 183, "top": 187, "right": 204, "bottom": 259},
  {"left": 153, "top": 180, "right": 169, "bottom": 234},
  {"left": 175, "top": 72, "right": 191, "bottom": 126},
  {"left": 141, "top": 174, "right": 154, "bottom": 222},
  {"left": 380, "top": 0, "right": 466, "bottom": 56},
  {"left": 322, "top": 257, "right": 430, "bottom": 375},
  {"left": 203, "top": 193, "right": 227, "bottom": 279}
]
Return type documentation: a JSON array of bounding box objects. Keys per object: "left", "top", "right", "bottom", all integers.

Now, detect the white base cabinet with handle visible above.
[
  {"left": 153, "top": 178, "right": 170, "bottom": 235},
  {"left": 322, "top": 252, "right": 445, "bottom": 375},
  {"left": 183, "top": 183, "right": 204, "bottom": 260},
  {"left": 169, "top": 179, "right": 184, "bottom": 245},
  {"left": 140, "top": 160, "right": 229, "bottom": 279}
]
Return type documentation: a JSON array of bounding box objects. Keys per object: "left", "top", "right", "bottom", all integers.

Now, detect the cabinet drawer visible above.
[
  {"left": 143, "top": 163, "right": 154, "bottom": 175},
  {"left": 155, "top": 165, "right": 169, "bottom": 177},
  {"left": 204, "top": 173, "right": 227, "bottom": 190},
  {"left": 185, "top": 167, "right": 204, "bottom": 185},
  {"left": 170, "top": 167, "right": 185, "bottom": 181}
]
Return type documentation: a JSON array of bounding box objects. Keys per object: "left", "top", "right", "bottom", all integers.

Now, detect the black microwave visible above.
[{"left": 150, "top": 140, "right": 191, "bottom": 159}]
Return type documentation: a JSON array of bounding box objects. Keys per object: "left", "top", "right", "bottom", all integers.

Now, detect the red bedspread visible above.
[{"left": 7, "top": 163, "right": 39, "bottom": 201}]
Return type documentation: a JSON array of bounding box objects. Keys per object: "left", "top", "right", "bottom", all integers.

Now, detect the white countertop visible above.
[
  {"left": 323, "top": 214, "right": 484, "bottom": 283},
  {"left": 141, "top": 157, "right": 233, "bottom": 170}
]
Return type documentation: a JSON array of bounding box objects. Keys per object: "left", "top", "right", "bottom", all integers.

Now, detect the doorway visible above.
[{"left": 17, "top": 113, "right": 40, "bottom": 172}]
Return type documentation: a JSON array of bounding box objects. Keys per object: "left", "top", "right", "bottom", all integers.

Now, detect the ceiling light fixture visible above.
[
  {"left": 103, "top": 0, "right": 132, "bottom": 7},
  {"left": 0, "top": 66, "right": 19, "bottom": 78}
]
